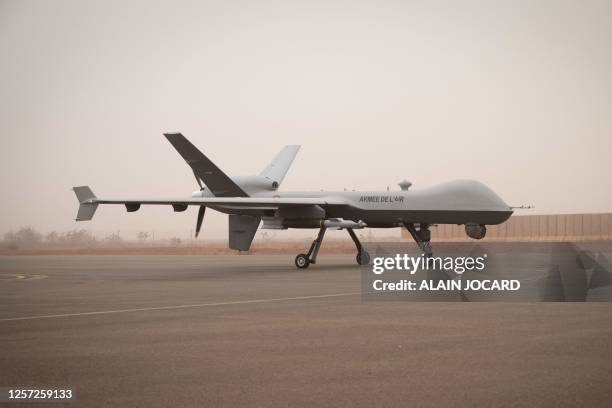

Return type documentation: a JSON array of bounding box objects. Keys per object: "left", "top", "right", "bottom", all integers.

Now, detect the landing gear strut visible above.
[
  {"left": 294, "top": 226, "right": 370, "bottom": 268},
  {"left": 295, "top": 226, "right": 327, "bottom": 269},
  {"left": 403, "top": 223, "right": 433, "bottom": 257},
  {"left": 347, "top": 228, "right": 370, "bottom": 265}
]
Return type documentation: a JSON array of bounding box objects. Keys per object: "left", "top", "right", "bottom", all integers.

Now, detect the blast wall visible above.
[{"left": 401, "top": 213, "right": 612, "bottom": 242}]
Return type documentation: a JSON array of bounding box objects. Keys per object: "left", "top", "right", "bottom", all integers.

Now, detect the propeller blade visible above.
[{"left": 195, "top": 206, "right": 206, "bottom": 237}]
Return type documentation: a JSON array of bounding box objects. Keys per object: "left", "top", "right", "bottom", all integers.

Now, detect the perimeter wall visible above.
[{"left": 401, "top": 213, "right": 612, "bottom": 242}]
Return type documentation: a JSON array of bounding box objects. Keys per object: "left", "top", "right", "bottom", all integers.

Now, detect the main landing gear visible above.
[
  {"left": 294, "top": 226, "right": 370, "bottom": 269},
  {"left": 403, "top": 223, "right": 433, "bottom": 257}
]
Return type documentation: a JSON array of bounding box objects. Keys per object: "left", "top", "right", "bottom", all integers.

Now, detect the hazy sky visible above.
[{"left": 1, "top": 0, "right": 611, "bottom": 240}]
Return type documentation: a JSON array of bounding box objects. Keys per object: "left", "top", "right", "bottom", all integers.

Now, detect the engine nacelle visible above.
[
  {"left": 465, "top": 224, "right": 487, "bottom": 240},
  {"left": 190, "top": 175, "right": 278, "bottom": 197},
  {"left": 232, "top": 176, "right": 279, "bottom": 193}
]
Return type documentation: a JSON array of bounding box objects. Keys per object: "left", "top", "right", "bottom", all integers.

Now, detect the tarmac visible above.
[{"left": 1, "top": 253, "right": 612, "bottom": 407}]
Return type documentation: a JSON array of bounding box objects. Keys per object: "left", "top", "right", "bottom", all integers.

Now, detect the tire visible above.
[
  {"left": 356, "top": 251, "right": 370, "bottom": 265},
  {"left": 295, "top": 254, "right": 310, "bottom": 269}
]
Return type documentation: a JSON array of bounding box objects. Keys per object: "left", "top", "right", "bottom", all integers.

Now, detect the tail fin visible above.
[
  {"left": 72, "top": 186, "right": 98, "bottom": 221},
  {"left": 260, "top": 145, "right": 300, "bottom": 185}
]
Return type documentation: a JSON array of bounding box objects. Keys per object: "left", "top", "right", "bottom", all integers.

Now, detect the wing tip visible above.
[{"left": 163, "top": 132, "right": 183, "bottom": 139}]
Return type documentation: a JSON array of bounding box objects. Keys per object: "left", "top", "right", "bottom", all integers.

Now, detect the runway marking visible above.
[
  {"left": 0, "top": 292, "right": 362, "bottom": 322},
  {"left": 0, "top": 273, "right": 48, "bottom": 281}
]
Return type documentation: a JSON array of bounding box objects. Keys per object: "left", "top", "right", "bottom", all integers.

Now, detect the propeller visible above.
[
  {"left": 192, "top": 170, "right": 205, "bottom": 238},
  {"left": 195, "top": 206, "right": 206, "bottom": 238}
]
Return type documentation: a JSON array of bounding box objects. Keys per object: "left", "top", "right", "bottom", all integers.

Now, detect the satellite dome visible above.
[{"left": 398, "top": 180, "right": 412, "bottom": 190}]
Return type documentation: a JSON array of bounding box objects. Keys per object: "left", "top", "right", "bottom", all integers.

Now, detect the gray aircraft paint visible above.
[{"left": 187, "top": 179, "right": 512, "bottom": 226}]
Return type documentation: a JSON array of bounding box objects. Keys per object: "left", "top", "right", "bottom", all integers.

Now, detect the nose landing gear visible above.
[
  {"left": 403, "top": 223, "right": 433, "bottom": 257},
  {"left": 347, "top": 228, "right": 370, "bottom": 265},
  {"left": 294, "top": 226, "right": 370, "bottom": 268}
]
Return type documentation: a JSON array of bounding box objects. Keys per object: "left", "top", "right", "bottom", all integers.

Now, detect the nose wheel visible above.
[
  {"left": 347, "top": 228, "right": 370, "bottom": 265},
  {"left": 356, "top": 250, "right": 370, "bottom": 265}
]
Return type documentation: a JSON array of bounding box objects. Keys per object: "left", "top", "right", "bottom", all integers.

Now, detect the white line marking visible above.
[
  {"left": 1, "top": 292, "right": 362, "bottom": 322},
  {"left": 0, "top": 273, "right": 48, "bottom": 281},
  {"left": 25, "top": 274, "right": 48, "bottom": 281}
]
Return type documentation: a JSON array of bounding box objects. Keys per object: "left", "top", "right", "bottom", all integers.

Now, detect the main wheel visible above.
[
  {"left": 356, "top": 251, "right": 370, "bottom": 265},
  {"left": 295, "top": 254, "right": 310, "bottom": 269}
]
